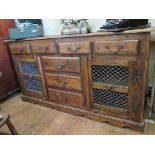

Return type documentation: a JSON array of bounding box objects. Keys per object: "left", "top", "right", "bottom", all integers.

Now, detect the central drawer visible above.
[
  {"left": 59, "top": 42, "right": 90, "bottom": 54},
  {"left": 41, "top": 56, "right": 80, "bottom": 73},
  {"left": 48, "top": 88, "right": 84, "bottom": 108},
  {"left": 45, "top": 73, "right": 82, "bottom": 91}
]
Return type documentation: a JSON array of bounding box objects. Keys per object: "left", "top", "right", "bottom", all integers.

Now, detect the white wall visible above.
[
  {"left": 149, "top": 19, "right": 155, "bottom": 41},
  {"left": 41, "top": 19, "right": 106, "bottom": 35}
]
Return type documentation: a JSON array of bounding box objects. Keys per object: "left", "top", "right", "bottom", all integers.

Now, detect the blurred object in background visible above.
[
  {"left": 99, "top": 19, "right": 150, "bottom": 32},
  {"left": 8, "top": 19, "right": 43, "bottom": 40},
  {"left": 61, "top": 19, "right": 92, "bottom": 35}
]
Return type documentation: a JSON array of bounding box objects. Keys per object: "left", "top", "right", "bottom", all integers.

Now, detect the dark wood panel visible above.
[
  {"left": 41, "top": 56, "right": 80, "bottom": 73},
  {"left": 92, "top": 59, "right": 129, "bottom": 66},
  {"left": 48, "top": 88, "right": 84, "bottom": 108},
  {"left": 92, "top": 82, "right": 128, "bottom": 93},
  {"left": 80, "top": 57, "right": 91, "bottom": 108},
  {"left": 37, "top": 56, "right": 48, "bottom": 100},
  {"left": 45, "top": 73, "right": 82, "bottom": 91},
  {"left": 22, "top": 89, "right": 44, "bottom": 99}
]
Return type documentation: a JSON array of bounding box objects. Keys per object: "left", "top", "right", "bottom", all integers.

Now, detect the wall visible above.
[{"left": 42, "top": 19, "right": 106, "bottom": 36}]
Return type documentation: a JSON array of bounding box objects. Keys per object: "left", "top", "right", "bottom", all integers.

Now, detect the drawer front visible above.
[
  {"left": 41, "top": 56, "right": 80, "bottom": 73},
  {"left": 45, "top": 73, "right": 82, "bottom": 91},
  {"left": 59, "top": 42, "right": 90, "bottom": 54},
  {"left": 31, "top": 42, "right": 56, "bottom": 54},
  {"left": 9, "top": 43, "right": 30, "bottom": 54},
  {"left": 48, "top": 88, "right": 84, "bottom": 108},
  {"left": 94, "top": 40, "right": 138, "bottom": 55}
]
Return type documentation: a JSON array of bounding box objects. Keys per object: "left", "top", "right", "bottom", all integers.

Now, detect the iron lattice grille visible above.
[
  {"left": 23, "top": 78, "right": 42, "bottom": 92},
  {"left": 93, "top": 88, "right": 128, "bottom": 110},
  {"left": 19, "top": 61, "right": 39, "bottom": 75},
  {"left": 92, "top": 65, "right": 129, "bottom": 86}
]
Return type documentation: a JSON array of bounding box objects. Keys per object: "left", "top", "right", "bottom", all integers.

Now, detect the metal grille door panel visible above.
[
  {"left": 19, "top": 61, "right": 39, "bottom": 75},
  {"left": 93, "top": 88, "right": 128, "bottom": 110},
  {"left": 92, "top": 64, "right": 129, "bottom": 111},
  {"left": 23, "top": 78, "right": 42, "bottom": 92},
  {"left": 92, "top": 65, "right": 129, "bottom": 86}
]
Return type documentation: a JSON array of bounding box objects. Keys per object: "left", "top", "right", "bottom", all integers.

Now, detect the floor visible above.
[{"left": 0, "top": 93, "right": 154, "bottom": 135}]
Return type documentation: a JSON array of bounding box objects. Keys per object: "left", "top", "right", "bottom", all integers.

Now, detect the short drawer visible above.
[
  {"left": 9, "top": 43, "right": 30, "bottom": 54},
  {"left": 30, "top": 42, "right": 56, "bottom": 54},
  {"left": 48, "top": 88, "right": 84, "bottom": 108},
  {"left": 45, "top": 73, "right": 82, "bottom": 91},
  {"left": 41, "top": 56, "right": 80, "bottom": 73},
  {"left": 94, "top": 40, "right": 139, "bottom": 55},
  {"left": 59, "top": 42, "right": 90, "bottom": 54}
]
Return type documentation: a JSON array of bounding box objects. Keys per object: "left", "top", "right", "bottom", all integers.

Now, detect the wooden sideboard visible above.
[{"left": 7, "top": 28, "right": 154, "bottom": 131}]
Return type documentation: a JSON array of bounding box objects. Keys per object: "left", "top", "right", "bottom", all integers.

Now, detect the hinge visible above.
[
  {"left": 135, "top": 68, "right": 141, "bottom": 82},
  {"left": 133, "top": 101, "right": 137, "bottom": 112},
  {"left": 29, "top": 44, "right": 32, "bottom": 54},
  {"left": 133, "top": 92, "right": 139, "bottom": 112}
]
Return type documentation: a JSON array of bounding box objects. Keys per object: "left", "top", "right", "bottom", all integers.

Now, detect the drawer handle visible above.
[
  {"left": 39, "top": 47, "right": 49, "bottom": 53},
  {"left": 20, "top": 49, "right": 25, "bottom": 53},
  {"left": 107, "top": 84, "right": 113, "bottom": 91},
  {"left": 104, "top": 45, "right": 124, "bottom": 54},
  {"left": 60, "top": 81, "right": 67, "bottom": 87},
  {"left": 116, "top": 45, "right": 124, "bottom": 54},
  {"left": 57, "top": 64, "right": 65, "bottom": 70},
  {"left": 67, "top": 47, "right": 81, "bottom": 53},
  {"left": 13, "top": 48, "right": 24, "bottom": 52}
]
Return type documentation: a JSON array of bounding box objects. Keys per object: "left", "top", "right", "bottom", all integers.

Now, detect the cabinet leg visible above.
[{"left": 6, "top": 119, "right": 18, "bottom": 135}]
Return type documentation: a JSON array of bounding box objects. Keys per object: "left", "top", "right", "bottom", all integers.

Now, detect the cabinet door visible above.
[
  {"left": 14, "top": 55, "right": 45, "bottom": 98},
  {"left": 90, "top": 58, "right": 139, "bottom": 121}
]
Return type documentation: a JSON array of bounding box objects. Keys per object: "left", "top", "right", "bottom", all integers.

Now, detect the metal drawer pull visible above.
[
  {"left": 14, "top": 48, "right": 24, "bottom": 52},
  {"left": 68, "top": 47, "right": 81, "bottom": 53},
  {"left": 104, "top": 45, "right": 124, "bottom": 54},
  {"left": 61, "top": 81, "right": 67, "bottom": 87},
  {"left": 39, "top": 47, "right": 49, "bottom": 53},
  {"left": 107, "top": 84, "right": 113, "bottom": 91},
  {"left": 116, "top": 45, "right": 124, "bottom": 53},
  {"left": 57, "top": 64, "right": 65, "bottom": 69}
]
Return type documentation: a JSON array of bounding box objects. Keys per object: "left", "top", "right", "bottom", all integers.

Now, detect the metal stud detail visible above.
[
  {"left": 19, "top": 61, "right": 39, "bottom": 75},
  {"left": 92, "top": 65, "right": 129, "bottom": 86},
  {"left": 93, "top": 88, "right": 128, "bottom": 110}
]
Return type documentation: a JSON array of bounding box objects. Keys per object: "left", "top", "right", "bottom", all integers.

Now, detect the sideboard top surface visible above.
[{"left": 5, "top": 27, "right": 155, "bottom": 43}]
